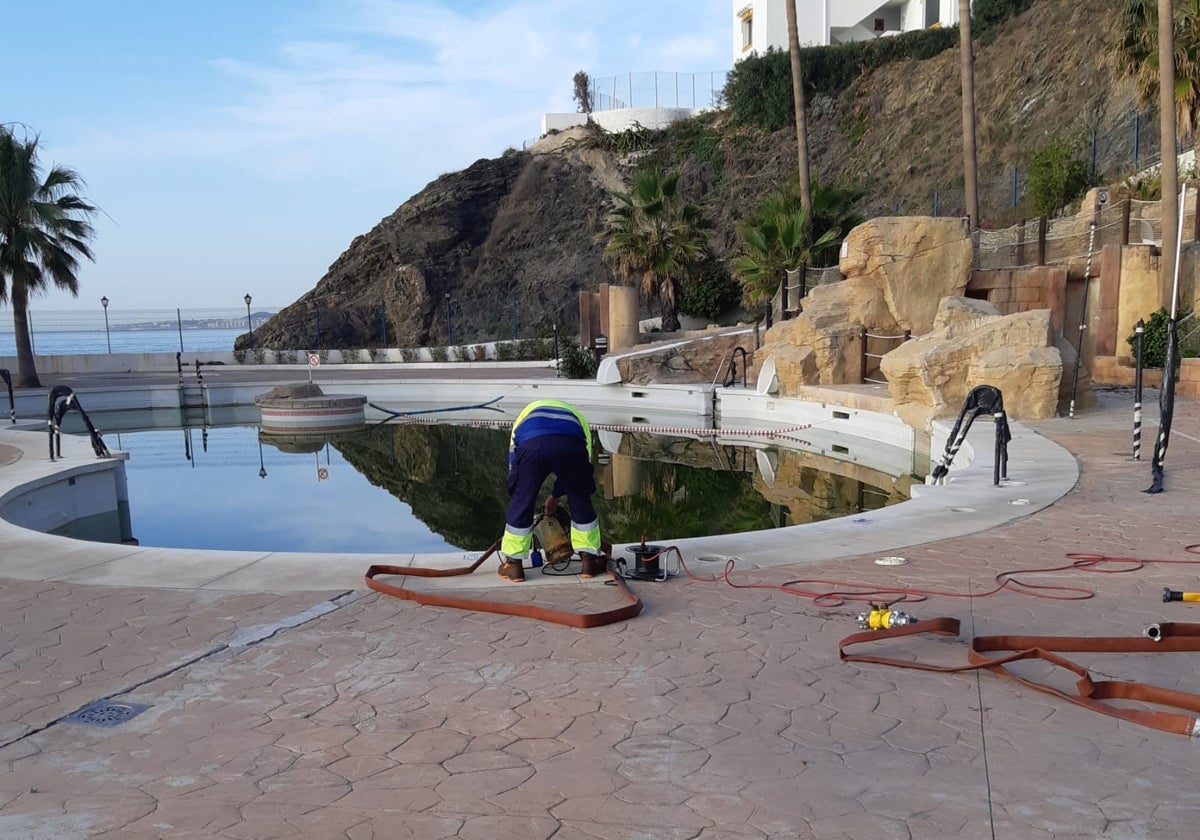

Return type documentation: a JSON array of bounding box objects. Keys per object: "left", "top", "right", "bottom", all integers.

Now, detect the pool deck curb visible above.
[{"left": 0, "top": 369, "right": 1076, "bottom": 592}]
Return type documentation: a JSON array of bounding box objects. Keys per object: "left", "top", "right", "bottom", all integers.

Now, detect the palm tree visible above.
[
  {"left": 959, "top": 0, "right": 980, "bottom": 230},
  {"left": 0, "top": 127, "right": 97, "bottom": 387},
  {"left": 601, "top": 167, "right": 710, "bottom": 333},
  {"left": 809, "top": 183, "right": 866, "bottom": 266},
  {"left": 1116, "top": 0, "right": 1200, "bottom": 142},
  {"left": 784, "top": 0, "right": 813, "bottom": 220},
  {"left": 1116, "top": 0, "right": 1191, "bottom": 300},
  {"left": 731, "top": 183, "right": 839, "bottom": 311}
]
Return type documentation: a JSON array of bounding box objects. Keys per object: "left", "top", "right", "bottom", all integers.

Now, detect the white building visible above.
[{"left": 733, "top": 0, "right": 970, "bottom": 58}]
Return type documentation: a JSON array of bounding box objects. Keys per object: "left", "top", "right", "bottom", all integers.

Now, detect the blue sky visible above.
[{"left": 5, "top": 0, "right": 732, "bottom": 314}]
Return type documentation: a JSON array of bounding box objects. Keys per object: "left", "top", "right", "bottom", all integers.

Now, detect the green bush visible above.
[
  {"left": 559, "top": 343, "right": 597, "bottom": 379},
  {"left": 679, "top": 263, "right": 742, "bottom": 320},
  {"left": 723, "top": 30, "right": 957, "bottom": 131},
  {"left": 973, "top": 0, "right": 1036, "bottom": 45},
  {"left": 1027, "top": 133, "right": 1091, "bottom": 217},
  {"left": 1127, "top": 308, "right": 1193, "bottom": 368}
]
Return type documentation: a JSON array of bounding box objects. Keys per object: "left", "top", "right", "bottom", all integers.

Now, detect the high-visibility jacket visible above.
[{"left": 509, "top": 399, "right": 593, "bottom": 464}]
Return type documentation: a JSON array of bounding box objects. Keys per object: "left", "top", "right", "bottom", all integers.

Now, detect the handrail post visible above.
[
  {"left": 993, "top": 412, "right": 1004, "bottom": 486},
  {"left": 860, "top": 328, "right": 868, "bottom": 384}
]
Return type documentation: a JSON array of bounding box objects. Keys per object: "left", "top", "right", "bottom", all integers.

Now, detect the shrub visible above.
[
  {"left": 679, "top": 263, "right": 742, "bottom": 321},
  {"left": 430, "top": 345, "right": 448, "bottom": 362},
  {"left": 1027, "top": 133, "right": 1091, "bottom": 217},
  {"left": 233, "top": 348, "right": 248, "bottom": 364},
  {"left": 496, "top": 341, "right": 518, "bottom": 361},
  {"left": 253, "top": 346, "right": 268, "bottom": 365},
  {"left": 517, "top": 337, "right": 553, "bottom": 360},
  {"left": 1127, "top": 308, "right": 1194, "bottom": 368},
  {"left": 369, "top": 346, "right": 388, "bottom": 363},
  {"left": 723, "top": 31, "right": 958, "bottom": 131},
  {"left": 559, "top": 343, "right": 597, "bottom": 379}
]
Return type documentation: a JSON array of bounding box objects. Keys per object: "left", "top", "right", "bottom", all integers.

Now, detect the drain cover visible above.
[{"left": 66, "top": 700, "right": 150, "bottom": 728}]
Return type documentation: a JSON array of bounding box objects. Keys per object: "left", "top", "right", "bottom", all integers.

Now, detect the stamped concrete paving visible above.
[{"left": 2, "top": 389, "right": 1200, "bottom": 838}]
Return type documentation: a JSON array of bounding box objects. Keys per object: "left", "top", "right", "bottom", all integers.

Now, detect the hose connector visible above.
[
  {"left": 857, "top": 607, "right": 918, "bottom": 631},
  {"left": 1144, "top": 623, "right": 1163, "bottom": 642}
]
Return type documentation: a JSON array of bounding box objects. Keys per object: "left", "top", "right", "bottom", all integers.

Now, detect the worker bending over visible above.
[{"left": 500, "top": 399, "right": 605, "bottom": 582}]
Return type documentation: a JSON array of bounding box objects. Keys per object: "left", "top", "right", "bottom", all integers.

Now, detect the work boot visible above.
[
  {"left": 579, "top": 552, "right": 607, "bottom": 579},
  {"left": 497, "top": 556, "right": 526, "bottom": 583}
]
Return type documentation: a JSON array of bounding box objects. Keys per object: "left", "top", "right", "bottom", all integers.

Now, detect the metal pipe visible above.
[{"left": 1133, "top": 319, "right": 1144, "bottom": 460}]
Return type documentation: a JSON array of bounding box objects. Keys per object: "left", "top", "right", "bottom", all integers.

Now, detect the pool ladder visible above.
[
  {"left": 176, "top": 352, "right": 210, "bottom": 425},
  {"left": 47, "top": 386, "right": 110, "bottom": 461}
]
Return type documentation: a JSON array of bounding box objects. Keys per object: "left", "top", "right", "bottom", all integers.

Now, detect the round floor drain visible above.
[
  {"left": 66, "top": 700, "right": 150, "bottom": 728},
  {"left": 874, "top": 556, "right": 908, "bottom": 566},
  {"left": 1010, "top": 498, "right": 1032, "bottom": 506},
  {"left": 950, "top": 507, "right": 976, "bottom": 513}
]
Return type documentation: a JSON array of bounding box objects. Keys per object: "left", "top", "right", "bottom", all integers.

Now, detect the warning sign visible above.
[{"left": 308, "top": 353, "right": 320, "bottom": 367}]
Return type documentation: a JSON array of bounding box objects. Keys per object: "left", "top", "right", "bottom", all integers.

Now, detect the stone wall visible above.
[{"left": 967, "top": 267, "right": 1068, "bottom": 333}]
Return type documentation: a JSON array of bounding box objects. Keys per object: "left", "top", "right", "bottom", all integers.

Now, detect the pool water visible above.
[{"left": 115, "top": 422, "right": 912, "bottom": 554}]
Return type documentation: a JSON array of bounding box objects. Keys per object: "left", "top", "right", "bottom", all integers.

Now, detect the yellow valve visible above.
[{"left": 857, "top": 607, "right": 918, "bottom": 631}]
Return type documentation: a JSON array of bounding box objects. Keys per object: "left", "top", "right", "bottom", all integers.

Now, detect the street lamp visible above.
[
  {"left": 244, "top": 293, "right": 254, "bottom": 349},
  {"left": 258, "top": 435, "right": 267, "bottom": 479},
  {"left": 444, "top": 292, "right": 452, "bottom": 347},
  {"left": 100, "top": 296, "right": 111, "bottom": 353}
]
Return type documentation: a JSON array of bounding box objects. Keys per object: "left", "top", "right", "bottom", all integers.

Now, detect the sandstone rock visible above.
[
  {"left": 840, "top": 217, "right": 973, "bottom": 334},
  {"left": 880, "top": 309, "right": 1062, "bottom": 429},
  {"left": 932, "top": 296, "right": 1001, "bottom": 331},
  {"left": 768, "top": 344, "right": 818, "bottom": 394},
  {"left": 614, "top": 331, "right": 751, "bottom": 385}
]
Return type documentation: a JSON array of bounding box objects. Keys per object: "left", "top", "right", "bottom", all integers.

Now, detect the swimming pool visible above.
[{"left": 113, "top": 420, "right": 914, "bottom": 554}]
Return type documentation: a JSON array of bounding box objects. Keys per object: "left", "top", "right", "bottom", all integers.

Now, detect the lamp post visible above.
[
  {"left": 257, "top": 435, "right": 267, "bottom": 479},
  {"left": 244, "top": 294, "right": 254, "bottom": 349},
  {"left": 444, "top": 292, "right": 452, "bottom": 347},
  {"left": 100, "top": 296, "right": 111, "bottom": 353}
]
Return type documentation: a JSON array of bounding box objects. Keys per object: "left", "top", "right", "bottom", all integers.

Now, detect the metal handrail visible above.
[
  {"left": 930, "top": 385, "right": 1010, "bottom": 486},
  {"left": 722, "top": 347, "right": 748, "bottom": 388},
  {"left": 0, "top": 369, "right": 13, "bottom": 423},
  {"left": 47, "top": 385, "right": 110, "bottom": 461}
]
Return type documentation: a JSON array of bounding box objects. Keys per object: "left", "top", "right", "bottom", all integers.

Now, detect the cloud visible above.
[{"left": 101, "top": 0, "right": 728, "bottom": 179}]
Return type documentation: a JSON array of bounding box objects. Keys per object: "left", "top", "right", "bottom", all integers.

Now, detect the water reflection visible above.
[
  {"left": 258, "top": 423, "right": 912, "bottom": 550},
  {"left": 111, "top": 420, "right": 912, "bottom": 554}
]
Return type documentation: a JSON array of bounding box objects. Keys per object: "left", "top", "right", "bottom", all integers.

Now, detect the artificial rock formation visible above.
[
  {"left": 880, "top": 298, "right": 1064, "bottom": 430},
  {"left": 761, "top": 216, "right": 972, "bottom": 387},
  {"left": 755, "top": 216, "right": 1077, "bottom": 429}
]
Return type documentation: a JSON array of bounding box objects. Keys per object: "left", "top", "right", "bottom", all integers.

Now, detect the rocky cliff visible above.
[{"left": 242, "top": 0, "right": 1136, "bottom": 351}]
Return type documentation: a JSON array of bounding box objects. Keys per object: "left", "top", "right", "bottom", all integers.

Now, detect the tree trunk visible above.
[
  {"left": 1159, "top": 0, "right": 1180, "bottom": 306},
  {"left": 785, "top": 0, "right": 813, "bottom": 220},
  {"left": 660, "top": 278, "right": 680, "bottom": 333},
  {"left": 959, "top": 0, "right": 980, "bottom": 230},
  {"left": 11, "top": 283, "right": 42, "bottom": 389}
]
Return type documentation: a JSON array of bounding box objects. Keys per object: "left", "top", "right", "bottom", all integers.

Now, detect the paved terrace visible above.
[{"left": 1, "top": 366, "right": 1199, "bottom": 838}]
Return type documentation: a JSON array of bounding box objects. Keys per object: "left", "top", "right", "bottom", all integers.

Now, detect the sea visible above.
[{"left": 0, "top": 328, "right": 245, "bottom": 357}]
